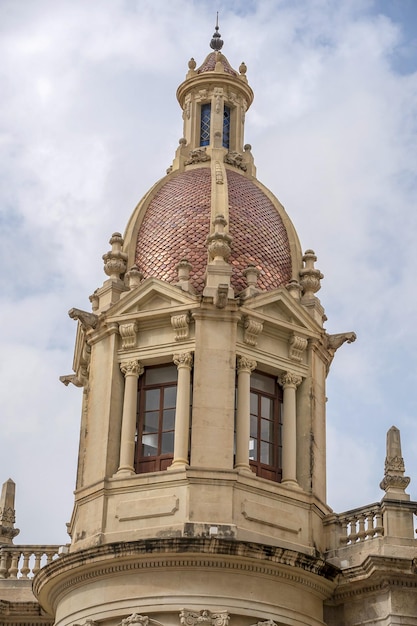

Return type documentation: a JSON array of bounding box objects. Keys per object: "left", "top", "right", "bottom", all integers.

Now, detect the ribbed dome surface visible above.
[{"left": 135, "top": 168, "right": 292, "bottom": 294}]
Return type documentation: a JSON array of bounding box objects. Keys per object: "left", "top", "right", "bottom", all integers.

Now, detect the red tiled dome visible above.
[
  {"left": 135, "top": 167, "right": 292, "bottom": 294},
  {"left": 197, "top": 52, "right": 238, "bottom": 76}
]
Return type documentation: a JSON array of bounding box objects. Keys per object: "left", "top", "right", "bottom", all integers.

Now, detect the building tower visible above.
[{"left": 0, "top": 22, "right": 410, "bottom": 626}]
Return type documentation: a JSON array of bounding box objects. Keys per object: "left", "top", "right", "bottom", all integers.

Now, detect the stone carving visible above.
[
  {"left": 103, "top": 232, "right": 128, "bottom": 280},
  {"left": 224, "top": 151, "right": 247, "bottom": 171},
  {"left": 119, "top": 323, "right": 139, "bottom": 350},
  {"left": 251, "top": 621, "right": 277, "bottom": 626},
  {"left": 239, "top": 61, "right": 247, "bottom": 75},
  {"left": 325, "top": 331, "right": 357, "bottom": 356},
  {"left": 59, "top": 374, "right": 83, "bottom": 387},
  {"left": 185, "top": 147, "right": 210, "bottom": 165},
  {"left": 279, "top": 371, "right": 302, "bottom": 389},
  {"left": 0, "top": 506, "right": 15, "bottom": 525},
  {"left": 173, "top": 352, "right": 193, "bottom": 369},
  {"left": 215, "top": 161, "right": 224, "bottom": 184},
  {"left": 171, "top": 313, "right": 190, "bottom": 341},
  {"left": 299, "top": 250, "right": 323, "bottom": 299},
  {"left": 184, "top": 94, "right": 191, "bottom": 119},
  {"left": 286, "top": 279, "right": 302, "bottom": 300},
  {"left": 237, "top": 355, "right": 257, "bottom": 373},
  {"left": 121, "top": 615, "right": 149, "bottom": 626},
  {"left": 288, "top": 334, "right": 308, "bottom": 362},
  {"left": 214, "top": 87, "right": 223, "bottom": 113},
  {"left": 180, "top": 609, "right": 229, "bottom": 626},
  {"left": 214, "top": 283, "right": 229, "bottom": 309},
  {"left": 73, "top": 621, "right": 97, "bottom": 626},
  {"left": 68, "top": 308, "right": 99, "bottom": 330},
  {"left": 243, "top": 317, "right": 263, "bottom": 346},
  {"left": 120, "top": 360, "right": 144, "bottom": 378},
  {"left": 380, "top": 426, "right": 410, "bottom": 493},
  {"left": 126, "top": 265, "right": 143, "bottom": 290},
  {"left": 207, "top": 215, "right": 232, "bottom": 263},
  {"left": 89, "top": 290, "right": 99, "bottom": 311}
]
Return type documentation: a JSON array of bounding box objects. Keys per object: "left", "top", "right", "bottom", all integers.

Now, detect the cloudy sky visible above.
[{"left": 1, "top": 0, "right": 417, "bottom": 546}]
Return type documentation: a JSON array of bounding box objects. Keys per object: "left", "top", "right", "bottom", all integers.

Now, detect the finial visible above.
[
  {"left": 380, "top": 425, "right": 410, "bottom": 497},
  {"left": 210, "top": 13, "right": 224, "bottom": 51}
]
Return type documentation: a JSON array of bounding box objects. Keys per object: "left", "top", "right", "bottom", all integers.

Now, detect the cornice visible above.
[
  {"left": 330, "top": 554, "right": 417, "bottom": 601},
  {"left": 34, "top": 538, "right": 338, "bottom": 614}
]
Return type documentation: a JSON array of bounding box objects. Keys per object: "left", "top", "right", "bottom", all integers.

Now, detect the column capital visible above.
[
  {"left": 173, "top": 352, "right": 193, "bottom": 369},
  {"left": 279, "top": 371, "right": 302, "bottom": 389},
  {"left": 120, "top": 360, "right": 144, "bottom": 378},
  {"left": 236, "top": 355, "right": 257, "bottom": 374}
]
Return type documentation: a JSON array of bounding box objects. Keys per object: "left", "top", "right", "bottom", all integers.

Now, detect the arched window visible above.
[
  {"left": 249, "top": 371, "right": 283, "bottom": 482},
  {"left": 135, "top": 364, "right": 178, "bottom": 473},
  {"left": 200, "top": 103, "right": 211, "bottom": 146}
]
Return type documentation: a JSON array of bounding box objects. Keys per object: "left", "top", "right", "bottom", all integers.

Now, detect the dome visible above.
[
  {"left": 134, "top": 167, "right": 293, "bottom": 294},
  {"left": 197, "top": 51, "right": 238, "bottom": 76}
]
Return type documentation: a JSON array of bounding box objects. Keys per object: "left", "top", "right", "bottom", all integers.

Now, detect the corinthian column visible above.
[
  {"left": 117, "top": 360, "right": 143, "bottom": 476},
  {"left": 235, "top": 356, "right": 257, "bottom": 472},
  {"left": 279, "top": 371, "right": 302, "bottom": 487},
  {"left": 169, "top": 352, "right": 193, "bottom": 469}
]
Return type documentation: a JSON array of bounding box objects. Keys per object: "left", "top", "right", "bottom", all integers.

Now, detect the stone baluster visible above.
[
  {"left": 117, "top": 360, "right": 144, "bottom": 476},
  {"left": 235, "top": 356, "right": 257, "bottom": 472},
  {"left": 169, "top": 353, "right": 193, "bottom": 469},
  {"left": 32, "top": 550, "right": 42, "bottom": 576},
  {"left": 279, "top": 372, "right": 302, "bottom": 487},
  {"left": 0, "top": 550, "right": 8, "bottom": 578},
  {"left": 375, "top": 509, "right": 383, "bottom": 536},
  {"left": 358, "top": 513, "right": 366, "bottom": 541},
  {"left": 20, "top": 551, "right": 30, "bottom": 578},
  {"left": 8, "top": 551, "right": 19, "bottom": 579}
]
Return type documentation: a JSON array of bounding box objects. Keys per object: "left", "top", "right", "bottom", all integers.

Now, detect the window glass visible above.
[
  {"left": 251, "top": 371, "right": 275, "bottom": 394},
  {"left": 146, "top": 365, "right": 177, "bottom": 385},
  {"left": 200, "top": 103, "right": 211, "bottom": 146},
  {"left": 223, "top": 105, "right": 230, "bottom": 149}
]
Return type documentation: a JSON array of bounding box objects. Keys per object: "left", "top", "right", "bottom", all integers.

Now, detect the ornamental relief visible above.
[
  {"left": 119, "top": 322, "right": 139, "bottom": 350},
  {"left": 180, "top": 609, "right": 229, "bottom": 626},
  {"left": 171, "top": 313, "right": 191, "bottom": 341},
  {"left": 243, "top": 317, "right": 263, "bottom": 346},
  {"left": 279, "top": 371, "right": 302, "bottom": 389},
  {"left": 288, "top": 333, "right": 308, "bottom": 363},
  {"left": 120, "top": 360, "right": 144, "bottom": 378}
]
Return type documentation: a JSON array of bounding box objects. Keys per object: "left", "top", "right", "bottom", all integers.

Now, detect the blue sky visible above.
[{"left": 1, "top": 0, "right": 417, "bottom": 544}]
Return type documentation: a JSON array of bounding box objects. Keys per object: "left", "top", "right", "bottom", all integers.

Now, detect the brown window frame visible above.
[
  {"left": 134, "top": 364, "right": 178, "bottom": 474},
  {"left": 249, "top": 371, "right": 283, "bottom": 482}
]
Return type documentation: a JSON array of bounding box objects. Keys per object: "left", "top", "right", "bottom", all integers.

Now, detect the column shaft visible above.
[
  {"left": 117, "top": 360, "right": 143, "bottom": 476},
  {"left": 279, "top": 372, "right": 302, "bottom": 487},
  {"left": 170, "top": 353, "right": 193, "bottom": 469},
  {"left": 235, "top": 356, "right": 257, "bottom": 471}
]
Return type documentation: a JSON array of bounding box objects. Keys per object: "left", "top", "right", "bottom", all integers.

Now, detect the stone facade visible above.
[{"left": 1, "top": 24, "right": 417, "bottom": 626}]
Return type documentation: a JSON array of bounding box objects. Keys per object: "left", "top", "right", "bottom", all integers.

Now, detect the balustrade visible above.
[
  {"left": 0, "top": 545, "right": 60, "bottom": 579},
  {"left": 338, "top": 505, "right": 384, "bottom": 545}
]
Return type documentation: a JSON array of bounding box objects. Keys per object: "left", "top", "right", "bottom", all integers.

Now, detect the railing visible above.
[
  {"left": 324, "top": 503, "right": 384, "bottom": 551},
  {"left": 0, "top": 545, "right": 61, "bottom": 579},
  {"left": 339, "top": 504, "right": 384, "bottom": 544}
]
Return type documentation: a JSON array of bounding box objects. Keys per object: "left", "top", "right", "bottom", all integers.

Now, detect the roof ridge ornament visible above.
[{"left": 210, "top": 13, "right": 224, "bottom": 51}]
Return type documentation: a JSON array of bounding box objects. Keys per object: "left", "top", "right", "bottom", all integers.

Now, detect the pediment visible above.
[
  {"left": 106, "top": 278, "right": 199, "bottom": 320},
  {"left": 241, "top": 288, "right": 321, "bottom": 334}
]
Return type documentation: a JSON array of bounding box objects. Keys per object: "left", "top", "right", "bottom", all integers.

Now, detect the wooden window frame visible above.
[
  {"left": 134, "top": 365, "right": 178, "bottom": 474},
  {"left": 249, "top": 371, "right": 283, "bottom": 482}
]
